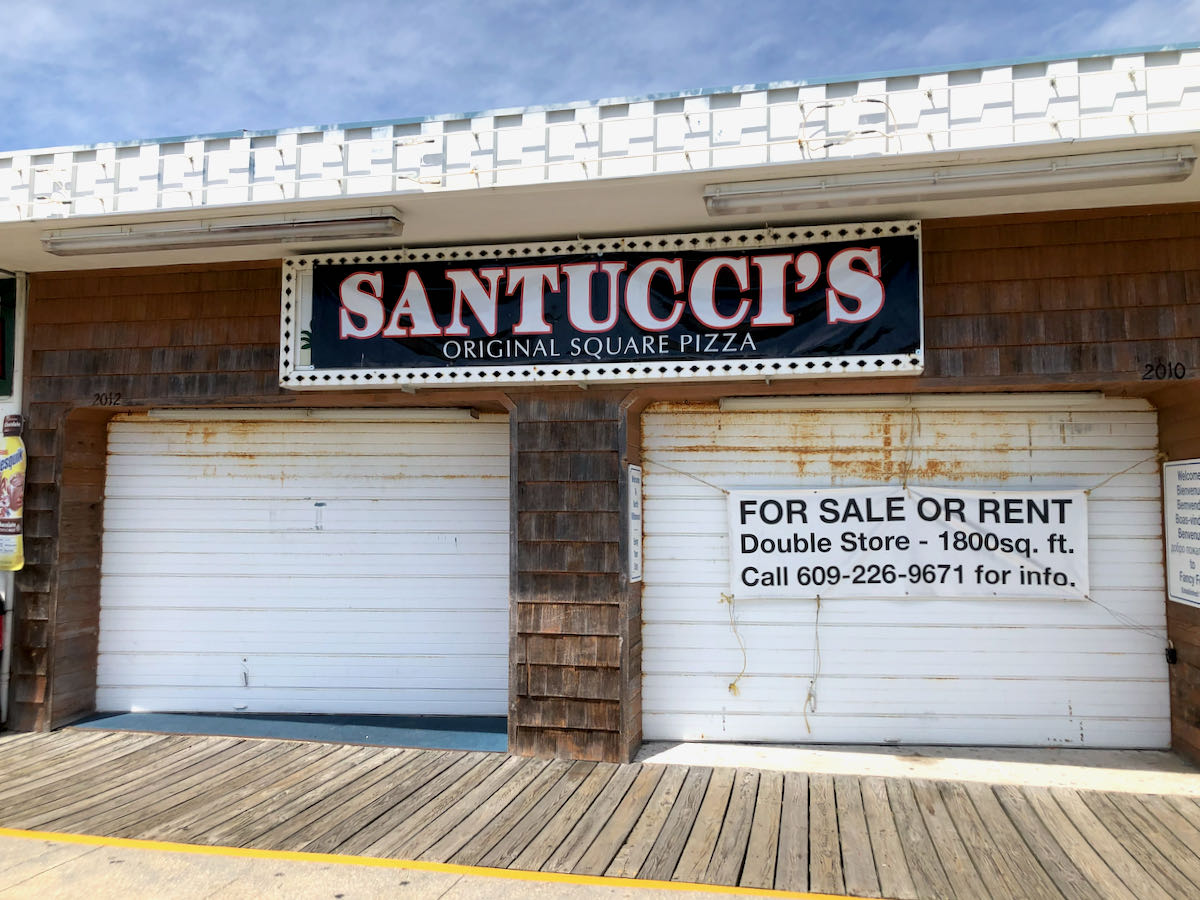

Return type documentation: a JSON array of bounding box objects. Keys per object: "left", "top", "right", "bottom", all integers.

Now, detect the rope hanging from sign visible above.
[
  {"left": 719, "top": 592, "right": 747, "bottom": 696},
  {"left": 900, "top": 402, "right": 920, "bottom": 490},
  {"left": 803, "top": 594, "right": 822, "bottom": 734},
  {"left": 1085, "top": 451, "right": 1167, "bottom": 496},
  {"left": 641, "top": 457, "right": 730, "bottom": 495}
]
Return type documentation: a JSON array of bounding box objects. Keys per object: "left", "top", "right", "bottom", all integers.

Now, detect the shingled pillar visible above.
[
  {"left": 1156, "top": 379, "right": 1200, "bottom": 767},
  {"left": 508, "top": 391, "right": 642, "bottom": 762}
]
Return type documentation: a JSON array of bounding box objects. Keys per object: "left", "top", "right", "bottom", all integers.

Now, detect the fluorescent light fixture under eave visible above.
[
  {"left": 41, "top": 207, "right": 404, "bottom": 255},
  {"left": 703, "top": 147, "right": 1197, "bottom": 216}
]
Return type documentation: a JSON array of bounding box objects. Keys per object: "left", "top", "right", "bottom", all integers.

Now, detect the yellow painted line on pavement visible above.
[{"left": 0, "top": 826, "right": 870, "bottom": 899}]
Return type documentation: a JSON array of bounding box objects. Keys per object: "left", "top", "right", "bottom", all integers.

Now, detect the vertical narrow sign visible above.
[
  {"left": 1165, "top": 458, "right": 1200, "bottom": 607},
  {"left": 628, "top": 465, "right": 643, "bottom": 583},
  {"left": 0, "top": 415, "right": 25, "bottom": 571}
]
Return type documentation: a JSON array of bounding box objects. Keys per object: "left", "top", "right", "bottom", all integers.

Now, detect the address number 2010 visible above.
[{"left": 1142, "top": 360, "right": 1187, "bottom": 380}]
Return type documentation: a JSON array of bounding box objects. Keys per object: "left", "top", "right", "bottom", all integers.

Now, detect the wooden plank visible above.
[
  {"left": 1137, "top": 793, "right": 1200, "bottom": 860},
  {"left": 773, "top": 772, "right": 809, "bottom": 893},
  {"left": 15, "top": 737, "right": 232, "bottom": 829},
  {"left": 449, "top": 759, "right": 576, "bottom": 867},
  {"left": 573, "top": 765, "right": 665, "bottom": 876},
  {"left": 835, "top": 776, "right": 882, "bottom": 899},
  {"left": 219, "top": 747, "right": 413, "bottom": 849},
  {"left": 511, "top": 762, "right": 620, "bottom": 872},
  {"left": 52, "top": 740, "right": 266, "bottom": 835},
  {"left": 1089, "top": 791, "right": 1200, "bottom": 894},
  {"left": 539, "top": 764, "right": 640, "bottom": 874},
  {"left": 808, "top": 773, "right": 845, "bottom": 897},
  {"left": 704, "top": 768, "right": 758, "bottom": 887},
  {"left": 884, "top": 779, "right": 953, "bottom": 900},
  {"left": 479, "top": 760, "right": 599, "bottom": 869},
  {"left": 334, "top": 752, "right": 485, "bottom": 857},
  {"left": 421, "top": 758, "right": 563, "bottom": 863},
  {"left": 1, "top": 733, "right": 180, "bottom": 808},
  {"left": 207, "top": 746, "right": 388, "bottom": 848},
  {"left": 0, "top": 736, "right": 165, "bottom": 802},
  {"left": 909, "top": 780, "right": 987, "bottom": 900},
  {"left": 1042, "top": 788, "right": 1173, "bottom": 900},
  {"left": 937, "top": 780, "right": 1030, "bottom": 899},
  {"left": 859, "top": 777, "right": 918, "bottom": 900},
  {"left": 1164, "top": 796, "right": 1200, "bottom": 834},
  {"left": 140, "top": 743, "right": 346, "bottom": 843},
  {"left": 182, "top": 745, "right": 368, "bottom": 846},
  {"left": 119, "top": 742, "right": 324, "bottom": 840},
  {"left": 961, "top": 782, "right": 1063, "bottom": 900},
  {"left": 637, "top": 767, "right": 711, "bottom": 882},
  {"left": 671, "top": 766, "right": 735, "bottom": 883},
  {"left": 992, "top": 784, "right": 1104, "bottom": 900},
  {"left": 296, "top": 750, "right": 457, "bottom": 854},
  {"left": 348, "top": 753, "right": 507, "bottom": 858},
  {"left": 285, "top": 750, "right": 451, "bottom": 853},
  {"left": 1020, "top": 786, "right": 1140, "bottom": 900},
  {"left": 0, "top": 734, "right": 163, "bottom": 796},
  {"left": 738, "top": 770, "right": 782, "bottom": 890},
  {"left": 390, "top": 757, "right": 547, "bottom": 860},
  {"left": 604, "top": 765, "right": 688, "bottom": 879},
  {"left": 0, "top": 731, "right": 118, "bottom": 772}
]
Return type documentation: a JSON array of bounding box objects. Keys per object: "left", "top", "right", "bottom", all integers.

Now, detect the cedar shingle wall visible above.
[
  {"left": 509, "top": 394, "right": 640, "bottom": 762},
  {"left": 10, "top": 262, "right": 282, "bottom": 730},
  {"left": 1155, "top": 379, "right": 1200, "bottom": 766},
  {"left": 922, "top": 209, "right": 1200, "bottom": 384}
]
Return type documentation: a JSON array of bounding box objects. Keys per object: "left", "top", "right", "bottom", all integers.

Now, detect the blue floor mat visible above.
[{"left": 71, "top": 712, "right": 508, "bottom": 752}]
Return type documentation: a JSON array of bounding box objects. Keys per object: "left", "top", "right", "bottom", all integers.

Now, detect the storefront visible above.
[
  {"left": 1, "top": 47, "right": 1199, "bottom": 764},
  {"left": 96, "top": 409, "right": 510, "bottom": 716},
  {"left": 641, "top": 394, "right": 1166, "bottom": 746}
]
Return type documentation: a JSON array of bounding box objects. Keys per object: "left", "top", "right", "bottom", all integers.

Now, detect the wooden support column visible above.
[
  {"left": 508, "top": 391, "right": 642, "bottom": 762},
  {"left": 1156, "top": 379, "right": 1200, "bottom": 766}
]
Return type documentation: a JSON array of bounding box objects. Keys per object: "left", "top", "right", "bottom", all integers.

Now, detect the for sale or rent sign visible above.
[
  {"left": 728, "top": 485, "right": 1089, "bottom": 600},
  {"left": 280, "top": 223, "right": 922, "bottom": 388}
]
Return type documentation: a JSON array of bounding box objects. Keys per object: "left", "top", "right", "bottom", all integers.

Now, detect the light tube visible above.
[
  {"left": 42, "top": 207, "right": 404, "bottom": 255},
  {"left": 704, "top": 147, "right": 1196, "bottom": 216}
]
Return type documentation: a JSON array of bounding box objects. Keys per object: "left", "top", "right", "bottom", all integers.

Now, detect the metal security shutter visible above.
[
  {"left": 97, "top": 410, "right": 509, "bottom": 716},
  {"left": 642, "top": 394, "right": 1168, "bottom": 747}
]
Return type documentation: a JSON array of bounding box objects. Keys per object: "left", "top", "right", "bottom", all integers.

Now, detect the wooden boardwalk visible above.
[{"left": 3, "top": 730, "right": 1200, "bottom": 898}]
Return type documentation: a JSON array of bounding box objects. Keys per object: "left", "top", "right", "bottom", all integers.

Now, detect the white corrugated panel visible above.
[
  {"left": 97, "top": 412, "right": 510, "bottom": 715},
  {"left": 641, "top": 394, "right": 1169, "bottom": 747}
]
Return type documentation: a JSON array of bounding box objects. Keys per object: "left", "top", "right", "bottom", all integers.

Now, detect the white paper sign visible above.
[
  {"left": 628, "top": 465, "right": 643, "bottom": 583},
  {"left": 1165, "top": 458, "right": 1200, "bottom": 607},
  {"left": 728, "top": 486, "right": 1089, "bottom": 599}
]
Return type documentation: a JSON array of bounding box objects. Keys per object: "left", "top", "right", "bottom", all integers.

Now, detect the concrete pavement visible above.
[{"left": 0, "top": 832, "right": 825, "bottom": 899}]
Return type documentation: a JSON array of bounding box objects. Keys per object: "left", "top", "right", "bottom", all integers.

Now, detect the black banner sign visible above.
[{"left": 289, "top": 224, "right": 922, "bottom": 387}]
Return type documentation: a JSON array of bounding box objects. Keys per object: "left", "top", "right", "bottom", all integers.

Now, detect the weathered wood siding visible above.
[
  {"left": 922, "top": 206, "right": 1200, "bottom": 385},
  {"left": 1154, "top": 379, "right": 1200, "bottom": 765},
  {"left": 509, "top": 393, "right": 641, "bottom": 761},
  {"left": 11, "top": 262, "right": 282, "bottom": 731}
]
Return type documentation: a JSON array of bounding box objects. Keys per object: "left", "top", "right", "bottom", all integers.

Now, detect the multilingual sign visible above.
[
  {"left": 281, "top": 223, "right": 922, "bottom": 388},
  {"left": 1165, "top": 458, "right": 1200, "bottom": 607},
  {"left": 728, "top": 486, "right": 1089, "bottom": 600},
  {"left": 628, "top": 465, "right": 643, "bottom": 583}
]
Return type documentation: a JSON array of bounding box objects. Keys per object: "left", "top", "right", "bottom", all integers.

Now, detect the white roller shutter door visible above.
[
  {"left": 97, "top": 410, "right": 510, "bottom": 716},
  {"left": 641, "top": 394, "right": 1169, "bottom": 747}
]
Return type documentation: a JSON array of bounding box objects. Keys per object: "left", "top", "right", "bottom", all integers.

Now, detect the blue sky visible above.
[{"left": 2, "top": 0, "right": 1198, "bottom": 152}]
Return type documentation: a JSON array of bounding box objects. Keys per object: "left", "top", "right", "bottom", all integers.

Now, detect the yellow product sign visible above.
[{"left": 0, "top": 433, "right": 25, "bottom": 571}]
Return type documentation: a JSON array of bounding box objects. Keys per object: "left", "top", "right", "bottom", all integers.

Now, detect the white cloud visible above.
[{"left": 1, "top": 0, "right": 1197, "bottom": 151}]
